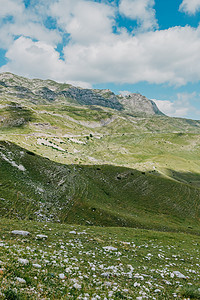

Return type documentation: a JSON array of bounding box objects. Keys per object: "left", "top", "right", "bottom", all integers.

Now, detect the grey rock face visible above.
[
  {"left": 119, "top": 93, "right": 164, "bottom": 116},
  {"left": 0, "top": 72, "right": 123, "bottom": 110},
  {"left": 0, "top": 72, "right": 164, "bottom": 115},
  {"left": 59, "top": 87, "right": 123, "bottom": 110},
  {"left": 0, "top": 81, "right": 8, "bottom": 87},
  {"left": 36, "top": 87, "right": 57, "bottom": 102}
]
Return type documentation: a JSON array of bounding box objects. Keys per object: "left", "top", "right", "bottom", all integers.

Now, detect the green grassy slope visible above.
[
  {"left": 1, "top": 75, "right": 200, "bottom": 299},
  {"left": 0, "top": 103, "right": 200, "bottom": 172},
  {"left": 0, "top": 95, "right": 200, "bottom": 235},
  {"left": 1, "top": 141, "right": 200, "bottom": 234},
  {"left": 1, "top": 218, "right": 200, "bottom": 299}
]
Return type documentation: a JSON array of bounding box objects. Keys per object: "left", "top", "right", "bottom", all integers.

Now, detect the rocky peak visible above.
[{"left": 119, "top": 93, "right": 164, "bottom": 116}]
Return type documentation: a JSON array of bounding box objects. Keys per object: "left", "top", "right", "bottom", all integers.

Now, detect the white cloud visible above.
[
  {"left": 0, "top": 0, "right": 24, "bottom": 18},
  {"left": 0, "top": 0, "right": 61, "bottom": 48},
  {"left": 0, "top": 36, "right": 91, "bottom": 88},
  {"left": 0, "top": 0, "right": 25, "bottom": 47},
  {"left": 1, "top": 0, "right": 200, "bottom": 91},
  {"left": 153, "top": 92, "right": 197, "bottom": 118},
  {"left": 65, "top": 80, "right": 92, "bottom": 89},
  {"left": 119, "top": 0, "right": 158, "bottom": 31},
  {"left": 153, "top": 99, "right": 189, "bottom": 117},
  {"left": 60, "top": 25, "right": 200, "bottom": 85},
  {"left": 49, "top": 0, "right": 77, "bottom": 27},
  {"left": 50, "top": 0, "right": 115, "bottom": 45},
  {"left": 0, "top": 37, "right": 65, "bottom": 80},
  {"left": 179, "top": 0, "right": 200, "bottom": 15},
  {"left": 2, "top": 24, "right": 200, "bottom": 87},
  {"left": 0, "top": 22, "right": 61, "bottom": 48}
]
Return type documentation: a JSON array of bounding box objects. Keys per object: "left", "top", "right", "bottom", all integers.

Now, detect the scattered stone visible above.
[
  {"left": 173, "top": 271, "right": 186, "bottom": 279},
  {"left": 11, "top": 230, "right": 30, "bottom": 236},
  {"left": 18, "top": 258, "right": 29, "bottom": 265},
  {"left": 36, "top": 234, "right": 48, "bottom": 240},
  {"left": 16, "top": 277, "right": 26, "bottom": 283},
  {"left": 101, "top": 272, "right": 110, "bottom": 278},
  {"left": 103, "top": 246, "right": 117, "bottom": 251},
  {"left": 59, "top": 273, "right": 65, "bottom": 279},
  {"left": 73, "top": 283, "right": 82, "bottom": 289},
  {"left": 134, "top": 282, "right": 140, "bottom": 287},
  {"left": 33, "top": 263, "right": 41, "bottom": 268}
]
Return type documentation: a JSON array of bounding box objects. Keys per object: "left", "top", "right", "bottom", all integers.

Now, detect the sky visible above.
[{"left": 0, "top": 0, "right": 200, "bottom": 120}]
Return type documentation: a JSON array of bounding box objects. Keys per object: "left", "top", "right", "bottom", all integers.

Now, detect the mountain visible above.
[
  {"left": 0, "top": 72, "right": 163, "bottom": 116},
  {"left": 1, "top": 72, "right": 200, "bottom": 299},
  {"left": 118, "top": 92, "right": 164, "bottom": 116},
  {"left": 0, "top": 72, "right": 200, "bottom": 235}
]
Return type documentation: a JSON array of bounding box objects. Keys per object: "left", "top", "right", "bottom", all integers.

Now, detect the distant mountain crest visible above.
[
  {"left": 119, "top": 93, "right": 164, "bottom": 116},
  {"left": 0, "top": 72, "right": 164, "bottom": 116}
]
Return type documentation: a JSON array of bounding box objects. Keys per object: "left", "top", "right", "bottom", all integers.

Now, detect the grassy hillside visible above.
[
  {"left": 0, "top": 218, "right": 200, "bottom": 299},
  {"left": 1, "top": 103, "right": 200, "bottom": 173},
  {"left": 1, "top": 141, "right": 200, "bottom": 235},
  {"left": 1, "top": 75, "right": 200, "bottom": 298},
  {"left": 0, "top": 99, "right": 200, "bottom": 234}
]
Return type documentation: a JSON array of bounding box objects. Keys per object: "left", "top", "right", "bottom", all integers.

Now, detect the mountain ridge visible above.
[{"left": 0, "top": 72, "right": 164, "bottom": 116}]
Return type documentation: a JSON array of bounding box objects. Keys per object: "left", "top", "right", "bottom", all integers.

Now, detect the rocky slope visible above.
[
  {"left": 0, "top": 72, "right": 163, "bottom": 116},
  {"left": 119, "top": 93, "right": 164, "bottom": 116}
]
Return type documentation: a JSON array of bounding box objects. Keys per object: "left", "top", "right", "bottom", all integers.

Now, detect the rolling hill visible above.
[{"left": 1, "top": 140, "right": 200, "bottom": 235}]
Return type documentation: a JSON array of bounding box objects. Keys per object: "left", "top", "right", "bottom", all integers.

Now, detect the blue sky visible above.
[{"left": 0, "top": 0, "right": 200, "bottom": 119}]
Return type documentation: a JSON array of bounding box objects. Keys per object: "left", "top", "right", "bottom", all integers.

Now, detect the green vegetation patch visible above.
[{"left": 0, "top": 218, "right": 200, "bottom": 299}]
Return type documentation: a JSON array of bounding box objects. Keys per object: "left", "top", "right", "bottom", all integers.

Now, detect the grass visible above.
[
  {"left": 0, "top": 141, "right": 200, "bottom": 235},
  {"left": 1, "top": 103, "right": 200, "bottom": 171},
  {"left": 0, "top": 101, "right": 200, "bottom": 236},
  {"left": 0, "top": 75, "right": 200, "bottom": 298},
  {"left": 1, "top": 218, "right": 200, "bottom": 299}
]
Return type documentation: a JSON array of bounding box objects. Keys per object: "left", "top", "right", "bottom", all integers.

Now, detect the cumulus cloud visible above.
[
  {"left": 0, "top": 0, "right": 60, "bottom": 48},
  {"left": 153, "top": 92, "right": 197, "bottom": 118},
  {"left": 179, "top": 0, "right": 200, "bottom": 15},
  {"left": 0, "top": 0, "right": 24, "bottom": 18},
  {"left": 0, "top": 36, "right": 91, "bottom": 88},
  {"left": 0, "top": 22, "right": 61, "bottom": 49},
  {"left": 61, "top": 25, "right": 200, "bottom": 85},
  {"left": 0, "top": 37, "right": 65, "bottom": 80},
  {"left": 153, "top": 99, "right": 189, "bottom": 117},
  {"left": 2, "top": 23, "right": 200, "bottom": 87},
  {"left": 50, "top": 0, "right": 115, "bottom": 45},
  {"left": 119, "top": 0, "right": 158, "bottom": 31},
  {"left": 1, "top": 0, "right": 200, "bottom": 91}
]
